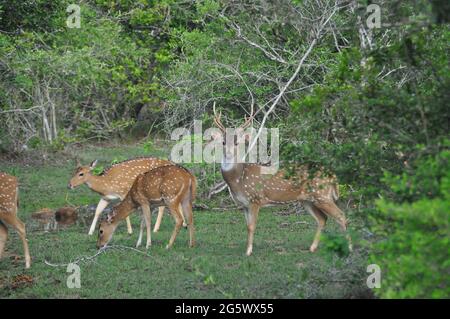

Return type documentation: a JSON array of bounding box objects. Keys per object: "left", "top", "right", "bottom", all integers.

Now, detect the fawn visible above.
[{"left": 97, "top": 165, "right": 196, "bottom": 250}]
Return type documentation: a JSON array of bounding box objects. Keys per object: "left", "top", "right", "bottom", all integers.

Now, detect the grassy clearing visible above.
[{"left": 0, "top": 142, "right": 372, "bottom": 298}]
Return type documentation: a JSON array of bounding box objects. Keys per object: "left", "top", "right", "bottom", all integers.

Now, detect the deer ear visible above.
[
  {"left": 106, "top": 213, "right": 113, "bottom": 223},
  {"left": 90, "top": 160, "right": 98, "bottom": 170},
  {"left": 209, "top": 129, "right": 223, "bottom": 141},
  {"left": 243, "top": 132, "right": 252, "bottom": 142},
  {"left": 236, "top": 128, "right": 252, "bottom": 143}
]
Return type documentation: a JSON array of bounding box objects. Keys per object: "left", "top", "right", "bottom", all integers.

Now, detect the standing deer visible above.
[
  {"left": 212, "top": 106, "right": 352, "bottom": 256},
  {"left": 97, "top": 165, "right": 196, "bottom": 250},
  {"left": 0, "top": 172, "right": 31, "bottom": 268},
  {"left": 68, "top": 157, "right": 186, "bottom": 235}
]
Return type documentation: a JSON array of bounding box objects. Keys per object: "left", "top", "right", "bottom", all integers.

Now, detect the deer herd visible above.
[{"left": 0, "top": 109, "right": 351, "bottom": 269}]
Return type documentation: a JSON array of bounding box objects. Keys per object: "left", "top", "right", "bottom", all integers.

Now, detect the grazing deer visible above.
[
  {"left": 68, "top": 157, "right": 186, "bottom": 235},
  {"left": 0, "top": 172, "right": 31, "bottom": 268},
  {"left": 97, "top": 165, "right": 196, "bottom": 250},
  {"left": 212, "top": 106, "right": 352, "bottom": 256}
]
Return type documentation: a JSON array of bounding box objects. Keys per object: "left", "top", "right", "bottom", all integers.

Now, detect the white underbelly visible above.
[{"left": 103, "top": 194, "right": 121, "bottom": 201}]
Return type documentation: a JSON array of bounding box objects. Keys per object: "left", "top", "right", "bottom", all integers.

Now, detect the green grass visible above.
[{"left": 0, "top": 142, "right": 372, "bottom": 298}]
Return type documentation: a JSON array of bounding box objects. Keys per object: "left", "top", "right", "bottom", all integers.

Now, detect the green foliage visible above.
[
  {"left": 0, "top": 1, "right": 153, "bottom": 150},
  {"left": 282, "top": 24, "right": 449, "bottom": 200},
  {"left": 370, "top": 150, "right": 450, "bottom": 298},
  {"left": 91, "top": 165, "right": 105, "bottom": 176},
  {"left": 320, "top": 233, "right": 351, "bottom": 258},
  {"left": 382, "top": 146, "right": 450, "bottom": 202},
  {"left": 142, "top": 139, "right": 155, "bottom": 153}
]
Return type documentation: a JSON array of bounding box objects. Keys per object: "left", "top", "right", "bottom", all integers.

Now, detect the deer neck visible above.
[
  {"left": 221, "top": 161, "right": 245, "bottom": 192},
  {"left": 110, "top": 196, "right": 135, "bottom": 225},
  {"left": 85, "top": 174, "right": 113, "bottom": 197}
]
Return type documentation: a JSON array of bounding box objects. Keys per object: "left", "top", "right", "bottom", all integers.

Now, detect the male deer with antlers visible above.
[
  {"left": 212, "top": 105, "right": 352, "bottom": 256},
  {"left": 97, "top": 165, "right": 196, "bottom": 250},
  {"left": 68, "top": 158, "right": 186, "bottom": 235},
  {"left": 0, "top": 172, "right": 31, "bottom": 268}
]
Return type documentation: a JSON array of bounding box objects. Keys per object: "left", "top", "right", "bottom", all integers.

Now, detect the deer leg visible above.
[
  {"left": 125, "top": 216, "right": 133, "bottom": 235},
  {"left": 166, "top": 203, "right": 183, "bottom": 249},
  {"left": 0, "top": 220, "right": 8, "bottom": 259},
  {"left": 181, "top": 198, "right": 195, "bottom": 248},
  {"left": 315, "top": 201, "right": 352, "bottom": 252},
  {"left": 2, "top": 214, "right": 31, "bottom": 269},
  {"left": 136, "top": 217, "right": 144, "bottom": 248},
  {"left": 153, "top": 206, "right": 165, "bottom": 233},
  {"left": 179, "top": 203, "right": 187, "bottom": 228},
  {"left": 88, "top": 198, "right": 109, "bottom": 235},
  {"left": 153, "top": 205, "right": 185, "bottom": 233},
  {"left": 244, "top": 204, "right": 260, "bottom": 256},
  {"left": 141, "top": 204, "right": 152, "bottom": 249},
  {"left": 304, "top": 202, "right": 327, "bottom": 252}
]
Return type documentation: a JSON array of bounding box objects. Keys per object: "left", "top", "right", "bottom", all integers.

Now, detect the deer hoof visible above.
[{"left": 309, "top": 245, "right": 318, "bottom": 253}]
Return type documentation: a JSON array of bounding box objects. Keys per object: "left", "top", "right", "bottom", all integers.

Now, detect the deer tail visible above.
[
  {"left": 15, "top": 186, "right": 19, "bottom": 210},
  {"left": 332, "top": 184, "right": 340, "bottom": 201},
  {"left": 190, "top": 175, "right": 197, "bottom": 203}
]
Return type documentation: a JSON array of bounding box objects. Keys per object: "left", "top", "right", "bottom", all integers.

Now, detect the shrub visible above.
[{"left": 370, "top": 149, "right": 450, "bottom": 298}]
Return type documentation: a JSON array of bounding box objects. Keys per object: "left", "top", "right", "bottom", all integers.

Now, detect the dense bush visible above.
[
  {"left": 370, "top": 149, "right": 450, "bottom": 298},
  {"left": 0, "top": 1, "right": 155, "bottom": 151}
]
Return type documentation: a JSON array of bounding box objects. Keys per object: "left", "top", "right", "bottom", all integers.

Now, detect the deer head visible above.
[
  {"left": 96, "top": 215, "right": 118, "bottom": 249},
  {"left": 212, "top": 102, "right": 254, "bottom": 168},
  {"left": 68, "top": 160, "right": 98, "bottom": 189}
]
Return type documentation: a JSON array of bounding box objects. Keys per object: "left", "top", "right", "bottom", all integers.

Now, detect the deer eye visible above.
[
  {"left": 79, "top": 173, "right": 84, "bottom": 176},
  {"left": 99, "top": 229, "right": 103, "bottom": 234}
]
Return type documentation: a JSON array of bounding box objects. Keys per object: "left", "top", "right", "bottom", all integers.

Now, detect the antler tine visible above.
[
  {"left": 240, "top": 111, "right": 254, "bottom": 130},
  {"left": 213, "top": 101, "right": 226, "bottom": 132}
]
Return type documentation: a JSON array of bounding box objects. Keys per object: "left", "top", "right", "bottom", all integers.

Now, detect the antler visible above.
[
  {"left": 213, "top": 102, "right": 226, "bottom": 133},
  {"left": 213, "top": 101, "right": 255, "bottom": 131},
  {"left": 239, "top": 102, "right": 254, "bottom": 130},
  {"left": 240, "top": 114, "right": 253, "bottom": 130}
]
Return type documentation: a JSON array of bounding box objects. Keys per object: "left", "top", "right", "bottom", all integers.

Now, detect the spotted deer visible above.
[
  {"left": 68, "top": 158, "right": 186, "bottom": 235},
  {"left": 0, "top": 172, "right": 31, "bottom": 268},
  {"left": 212, "top": 106, "right": 352, "bottom": 256},
  {"left": 97, "top": 165, "right": 196, "bottom": 250}
]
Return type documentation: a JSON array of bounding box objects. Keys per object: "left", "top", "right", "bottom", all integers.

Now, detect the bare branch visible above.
[
  {"left": 244, "top": 4, "right": 339, "bottom": 160},
  {"left": 223, "top": 16, "right": 288, "bottom": 65}
]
